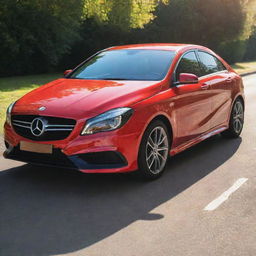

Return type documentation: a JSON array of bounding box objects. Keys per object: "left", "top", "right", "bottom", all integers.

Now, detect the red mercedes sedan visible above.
[{"left": 4, "top": 44, "right": 245, "bottom": 179}]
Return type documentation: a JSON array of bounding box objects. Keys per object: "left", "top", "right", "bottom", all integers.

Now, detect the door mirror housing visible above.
[
  {"left": 178, "top": 73, "right": 199, "bottom": 84},
  {"left": 64, "top": 69, "right": 72, "bottom": 76}
]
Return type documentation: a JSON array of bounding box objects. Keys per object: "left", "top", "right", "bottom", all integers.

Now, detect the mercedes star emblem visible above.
[
  {"left": 38, "top": 106, "right": 46, "bottom": 111},
  {"left": 31, "top": 118, "right": 46, "bottom": 136}
]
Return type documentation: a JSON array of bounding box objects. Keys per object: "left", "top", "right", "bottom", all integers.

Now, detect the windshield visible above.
[{"left": 69, "top": 49, "right": 175, "bottom": 81}]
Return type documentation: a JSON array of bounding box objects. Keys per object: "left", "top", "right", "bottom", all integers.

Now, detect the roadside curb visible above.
[{"left": 239, "top": 71, "right": 256, "bottom": 77}]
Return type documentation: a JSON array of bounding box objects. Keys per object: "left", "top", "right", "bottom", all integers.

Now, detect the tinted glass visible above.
[
  {"left": 215, "top": 57, "right": 227, "bottom": 71},
  {"left": 69, "top": 49, "right": 175, "bottom": 81},
  {"left": 176, "top": 51, "right": 201, "bottom": 79},
  {"left": 198, "top": 51, "right": 224, "bottom": 75}
]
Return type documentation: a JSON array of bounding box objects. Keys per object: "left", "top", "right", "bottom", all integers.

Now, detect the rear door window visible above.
[
  {"left": 214, "top": 57, "right": 227, "bottom": 71},
  {"left": 198, "top": 51, "right": 225, "bottom": 75}
]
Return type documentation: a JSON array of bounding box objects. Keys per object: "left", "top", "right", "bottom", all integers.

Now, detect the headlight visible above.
[
  {"left": 6, "top": 102, "right": 15, "bottom": 125},
  {"left": 81, "top": 107, "right": 133, "bottom": 135}
]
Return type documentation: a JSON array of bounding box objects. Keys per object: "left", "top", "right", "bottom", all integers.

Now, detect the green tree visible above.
[
  {"left": 244, "top": 26, "right": 256, "bottom": 60},
  {"left": 134, "top": 0, "right": 252, "bottom": 63},
  {"left": 83, "top": 0, "right": 169, "bottom": 29},
  {"left": 0, "top": 0, "right": 83, "bottom": 76},
  {"left": 1, "top": 0, "right": 255, "bottom": 76}
]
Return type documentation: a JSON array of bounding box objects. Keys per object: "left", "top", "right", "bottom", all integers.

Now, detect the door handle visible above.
[
  {"left": 226, "top": 77, "right": 232, "bottom": 83},
  {"left": 201, "top": 83, "right": 209, "bottom": 90}
]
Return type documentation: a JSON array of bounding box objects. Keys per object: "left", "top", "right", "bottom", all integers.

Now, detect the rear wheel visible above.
[
  {"left": 221, "top": 98, "right": 244, "bottom": 138},
  {"left": 138, "top": 120, "right": 170, "bottom": 180}
]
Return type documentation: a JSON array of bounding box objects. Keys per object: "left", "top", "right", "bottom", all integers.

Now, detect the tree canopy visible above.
[{"left": 0, "top": 0, "right": 255, "bottom": 76}]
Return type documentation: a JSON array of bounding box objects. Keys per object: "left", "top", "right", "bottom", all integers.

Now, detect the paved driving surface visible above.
[{"left": 0, "top": 74, "right": 256, "bottom": 256}]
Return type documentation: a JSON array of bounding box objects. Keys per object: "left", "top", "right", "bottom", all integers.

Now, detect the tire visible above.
[
  {"left": 221, "top": 98, "right": 244, "bottom": 138},
  {"left": 137, "top": 120, "right": 171, "bottom": 180}
]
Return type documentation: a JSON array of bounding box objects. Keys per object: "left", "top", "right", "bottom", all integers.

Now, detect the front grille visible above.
[{"left": 12, "top": 115, "right": 76, "bottom": 141}]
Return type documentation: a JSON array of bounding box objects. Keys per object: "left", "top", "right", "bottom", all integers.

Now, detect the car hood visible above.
[{"left": 13, "top": 78, "right": 162, "bottom": 119}]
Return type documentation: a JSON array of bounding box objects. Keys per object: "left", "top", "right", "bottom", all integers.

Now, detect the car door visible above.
[
  {"left": 197, "top": 51, "right": 232, "bottom": 128},
  {"left": 172, "top": 51, "right": 213, "bottom": 147}
]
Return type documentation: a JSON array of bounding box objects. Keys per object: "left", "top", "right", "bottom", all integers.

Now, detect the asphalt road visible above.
[{"left": 0, "top": 74, "right": 256, "bottom": 256}]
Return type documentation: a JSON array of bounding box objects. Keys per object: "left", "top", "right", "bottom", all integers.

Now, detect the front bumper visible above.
[{"left": 3, "top": 122, "right": 141, "bottom": 173}]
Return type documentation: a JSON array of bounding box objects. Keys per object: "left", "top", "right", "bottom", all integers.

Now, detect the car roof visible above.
[{"left": 106, "top": 43, "right": 204, "bottom": 52}]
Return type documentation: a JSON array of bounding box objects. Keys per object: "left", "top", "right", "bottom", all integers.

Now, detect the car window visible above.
[
  {"left": 214, "top": 57, "right": 227, "bottom": 71},
  {"left": 69, "top": 49, "right": 175, "bottom": 81},
  {"left": 175, "top": 51, "right": 201, "bottom": 80},
  {"left": 198, "top": 51, "right": 225, "bottom": 75}
]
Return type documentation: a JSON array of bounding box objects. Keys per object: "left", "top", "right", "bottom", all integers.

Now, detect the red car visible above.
[{"left": 4, "top": 44, "right": 244, "bottom": 179}]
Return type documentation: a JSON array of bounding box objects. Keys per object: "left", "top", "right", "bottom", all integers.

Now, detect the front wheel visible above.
[
  {"left": 137, "top": 120, "right": 170, "bottom": 180},
  {"left": 221, "top": 98, "right": 244, "bottom": 138}
]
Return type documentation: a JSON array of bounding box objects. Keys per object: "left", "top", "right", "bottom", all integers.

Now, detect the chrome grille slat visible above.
[
  {"left": 13, "top": 120, "right": 75, "bottom": 128},
  {"left": 11, "top": 115, "right": 76, "bottom": 141},
  {"left": 45, "top": 128, "right": 73, "bottom": 131},
  {"left": 13, "top": 120, "right": 31, "bottom": 124},
  {"left": 12, "top": 123, "right": 31, "bottom": 129},
  {"left": 46, "top": 124, "right": 75, "bottom": 128},
  {"left": 12, "top": 123, "right": 74, "bottom": 130}
]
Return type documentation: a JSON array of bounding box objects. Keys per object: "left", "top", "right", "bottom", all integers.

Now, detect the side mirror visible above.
[
  {"left": 178, "top": 73, "right": 199, "bottom": 84},
  {"left": 64, "top": 69, "right": 72, "bottom": 76}
]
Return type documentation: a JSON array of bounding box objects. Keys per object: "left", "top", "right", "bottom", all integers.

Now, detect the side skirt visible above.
[{"left": 170, "top": 125, "right": 228, "bottom": 156}]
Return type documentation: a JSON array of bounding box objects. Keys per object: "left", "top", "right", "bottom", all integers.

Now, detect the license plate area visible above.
[{"left": 20, "top": 141, "right": 53, "bottom": 154}]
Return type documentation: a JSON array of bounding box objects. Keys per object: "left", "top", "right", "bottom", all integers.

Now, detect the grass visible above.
[
  {"left": 0, "top": 61, "right": 256, "bottom": 135},
  {"left": 0, "top": 73, "right": 60, "bottom": 134},
  {"left": 231, "top": 61, "right": 256, "bottom": 74}
]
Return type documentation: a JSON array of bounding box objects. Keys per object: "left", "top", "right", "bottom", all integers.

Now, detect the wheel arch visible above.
[
  {"left": 140, "top": 114, "right": 174, "bottom": 148},
  {"left": 150, "top": 115, "right": 173, "bottom": 140}
]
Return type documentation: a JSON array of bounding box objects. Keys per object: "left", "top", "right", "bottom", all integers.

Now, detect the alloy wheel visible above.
[
  {"left": 146, "top": 126, "right": 169, "bottom": 174},
  {"left": 233, "top": 100, "right": 244, "bottom": 134}
]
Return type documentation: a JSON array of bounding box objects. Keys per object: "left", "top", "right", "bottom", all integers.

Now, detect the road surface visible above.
[{"left": 0, "top": 74, "right": 255, "bottom": 256}]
